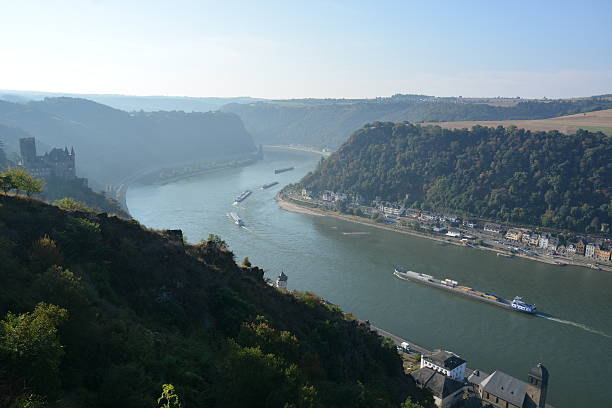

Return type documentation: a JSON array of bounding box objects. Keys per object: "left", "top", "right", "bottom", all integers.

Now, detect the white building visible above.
[
  {"left": 585, "top": 243, "right": 596, "bottom": 258},
  {"left": 421, "top": 350, "right": 466, "bottom": 381},
  {"left": 547, "top": 237, "right": 559, "bottom": 251},
  {"left": 538, "top": 235, "right": 549, "bottom": 249},
  {"left": 463, "top": 220, "right": 478, "bottom": 228},
  {"left": 445, "top": 230, "right": 462, "bottom": 238},
  {"left": 377, "top": 203, "right": 404, "bottom": 216},
  {"left": 275, "top": 271, "right": 288, "bottom": 289},
  {"left": 484, "top": 223, "right": 502, "bottom": 234}
]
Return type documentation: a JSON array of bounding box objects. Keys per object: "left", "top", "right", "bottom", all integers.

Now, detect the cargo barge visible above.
[
  {"left": 393, "top": 268, "right": 537, "bottom": 314},
  {"left": 262, "top": 182, "right": 279, "bottom": 189},
  {"left": 274, "top": 166, "right": 295, "bottom": 174},
  {"left": 233, "top": 190, "right": 252, "bottom": 205}
]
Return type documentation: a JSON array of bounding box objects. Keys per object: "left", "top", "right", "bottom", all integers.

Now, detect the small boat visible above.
[
  {"left": 261, "top": 182, "right": 279, "bottom": 189},
  {"left": 233, "top": 190, "right": 252, "bottom": 205},
  {"left": 274, "top": 166, "right": 294, "bottom": 174},
  {"left": 510, "top": 296, "right": 537, "bottom": 314},
  {"left": 497, "top": 253, "right": 513, "bottom": 258},
  {"left": 229, "top": 212, "right": 244, "bottom": 227}
]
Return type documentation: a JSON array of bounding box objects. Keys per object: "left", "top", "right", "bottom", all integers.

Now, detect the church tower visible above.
[
  {"left": 526, "top": 363, "right": 548, "bottom": 408},
  {"left": 275, "top": 271, "right": 288, "bottom": 289}
]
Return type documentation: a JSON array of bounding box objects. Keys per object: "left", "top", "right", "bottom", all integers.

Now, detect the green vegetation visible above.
[
  {"left": 0, "top": 194, "right": 428, "bottom": 407},
  {"left": 40, "top": 177, "right": 127, "bottom": 217},
  {"left": 222, "top": 96, "right": 612, "bottom": 149},
  {"left": 0, "top": 167, "right": 126, "bottom": 217},
  {"left": 0, "top": 168, "right": 44, "bottom": 196},
  {"left": 578, "top": 125, "right": 612, "bottom": 133},
  {"left": 139, "top": 157, "right": 258, "bottom": 184},
  {"left": 53, "top": 198, "right": 93, "bottom": 213},
  {"left": 300, "top": 123, "right": 611, "bottom": 234}
]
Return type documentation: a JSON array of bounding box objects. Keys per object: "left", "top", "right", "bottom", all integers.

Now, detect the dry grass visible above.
[{"left": 425, "top": 109, "right": 612, "bottom": 135}]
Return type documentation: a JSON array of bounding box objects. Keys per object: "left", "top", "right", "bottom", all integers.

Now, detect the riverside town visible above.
[{"left": 283, "top": 188, "right": 612, "bottom": 272}]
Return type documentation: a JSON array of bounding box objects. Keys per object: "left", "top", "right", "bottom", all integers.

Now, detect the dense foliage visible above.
[
  {"left": 0, "top": 98, "right": 257, "bottom": 185},
  {"left": 222, "top": 97, "right": 612, "bottom": 149},
  {"left": 300, "top": 123, "right": 611, "bottom": 233},
  {"left": 0, "top": 194, "right": 427, "bottom": 408},
  {"left": 0, "top": 167, "right": 126, "bottom": 217}
]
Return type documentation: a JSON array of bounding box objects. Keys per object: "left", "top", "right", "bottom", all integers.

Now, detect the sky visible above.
[{"left": 1, "top": 0, "right": 611, "bottom": 99}]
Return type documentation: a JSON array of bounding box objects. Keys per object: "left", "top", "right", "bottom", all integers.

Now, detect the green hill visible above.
[
  {"left": 0, "top": 98, "right": 257, "bottom": 185},
  {"left": 0, "top": 194, "right": 428, "bottom": 408},
  {"left": 299, "top": 123, "right": 611, "bottom": 234},
  {"left": 222, "top": 96, "right": 612, "bottom": 150}
]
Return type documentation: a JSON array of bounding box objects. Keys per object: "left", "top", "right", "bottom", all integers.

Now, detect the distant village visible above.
[{"left": 292, "top": 189, "right": 612, "bottom": 268}]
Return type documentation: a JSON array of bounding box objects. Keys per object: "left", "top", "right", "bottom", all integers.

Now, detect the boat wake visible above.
[{"left": 535, "top": 313, "right": 612, "bottom": 339}]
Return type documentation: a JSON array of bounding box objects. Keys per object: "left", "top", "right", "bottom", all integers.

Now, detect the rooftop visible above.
[
  {"left": 424, "top": 350, "right": 466, "bottom": 370},
  {"left": 480, "top": 370, "right": 527, "bottom": 407},
  {"left": 411, "top": 367, "right": 464, "bottom": 399}
]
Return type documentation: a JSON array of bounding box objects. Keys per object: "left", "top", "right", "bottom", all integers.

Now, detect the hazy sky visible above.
[{"left": 2, "top": 0, "right": 611, "bottom": 99}]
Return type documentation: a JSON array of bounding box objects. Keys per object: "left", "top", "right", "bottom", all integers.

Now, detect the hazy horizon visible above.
[
  {"left": 2, "top": 87, "right": 610, "bottom": 102},
  {"left": 2, "top": 0, "right": 611, "bottom": 100}
]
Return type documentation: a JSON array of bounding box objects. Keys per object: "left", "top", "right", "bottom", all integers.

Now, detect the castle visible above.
[{"left": 19, "top": 137, "right": 81, "bottom": 182}]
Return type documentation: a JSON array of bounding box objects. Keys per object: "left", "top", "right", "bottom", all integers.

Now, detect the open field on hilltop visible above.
[{"left": 425, "top": 108, "right": 612, "bottom": 134}]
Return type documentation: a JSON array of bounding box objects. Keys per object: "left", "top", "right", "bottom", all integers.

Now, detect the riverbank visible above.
[
  {"left": 264, "top": 144, "right": 332, "bottom": 157},
  {"left": 276, "top": 195, "right": 612, "bottom": 272},
  {"left": 112, "top": 152, "right": 260, "bottom": 215}
]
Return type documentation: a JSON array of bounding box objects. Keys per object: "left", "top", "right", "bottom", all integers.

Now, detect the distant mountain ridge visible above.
[
  {"left": 0, "top": 97, "right": 257, "bottom": 185},
  {"left": 0, "top": 89, "right": 262, "bottom": 112},
  {"left": 222, "top": 96, "right": 612, "bottom": 149}
]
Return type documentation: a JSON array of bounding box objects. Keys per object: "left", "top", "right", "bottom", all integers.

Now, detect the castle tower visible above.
[
  {"left": 275, "top": 271, "right": 288, "bottom": 289},
  {"left": 526, "top": 363, "right": 548, "bottom": 408},
  {"left": 19, "top": 137, "right": 37, "bottom": 164}
]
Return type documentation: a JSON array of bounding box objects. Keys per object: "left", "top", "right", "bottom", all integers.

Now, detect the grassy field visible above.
[{"left": 425, "top": 108, "right": 612, "bottom": 135}]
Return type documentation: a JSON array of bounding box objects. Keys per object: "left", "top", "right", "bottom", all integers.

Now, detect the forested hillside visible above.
[
  {"left": 300, "top": 123, "right": 611, "bottom": 233},
  {"left": 0, "top": 98, "right": 257, "bottom": 185},
  {"left": 0, "top": 194, "right": 428, "bottom": 408},
  {"left": 222, "top": 97, "right": 612, "bottom": 149}
]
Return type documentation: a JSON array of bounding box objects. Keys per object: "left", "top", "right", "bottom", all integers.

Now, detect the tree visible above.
[
  {"left": 29, "top": 236, "right": 64, "bottom": 271},
  {"left": 0, "top": 172, "right": 17, "bottom": 193},
  {"left": 401, "top": 397, "right": 426, "bottom": 408},
  {"left": 0, "top": 303, "right": 68, "bottom": 399},
  {"left": 53, "top": 197, "right": 92, "bottom": 212},
  {"left": 2, "top": 168, "right": 44, "bottom": 196},
  {"left": 157, "top": 384, "right": 182, "bottom": 408},
  {"left": 241, "top": 256, "right": 252, "bottom": 268}
]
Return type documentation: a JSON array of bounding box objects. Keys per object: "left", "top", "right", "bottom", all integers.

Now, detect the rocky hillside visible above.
[{"left": 0, "top": 194, "right": 428, "bottom": 408}]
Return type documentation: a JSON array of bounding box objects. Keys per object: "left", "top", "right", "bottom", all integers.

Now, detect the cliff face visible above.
[
  {"left": 0, "top": 194, "right": 426, "bottom": 408},
  {"left": 0, "top": 98, "right": 257, "bottom": 185}
]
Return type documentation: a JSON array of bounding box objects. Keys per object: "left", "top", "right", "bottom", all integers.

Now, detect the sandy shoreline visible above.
[
  {"left": 264, "top": 144, "right": 332, "bottom": 157},
  {"left": 276, "top": 195, "right": 612, "bottom": 272}
]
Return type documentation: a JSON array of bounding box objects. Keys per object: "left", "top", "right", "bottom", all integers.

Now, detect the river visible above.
[{"left": 127, "top": 147, "right": 612, "bottom": 408}]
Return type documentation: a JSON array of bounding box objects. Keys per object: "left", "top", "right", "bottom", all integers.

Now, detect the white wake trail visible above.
[{"left": 536, "top": 314, "right": 612, "bottom": 339}]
